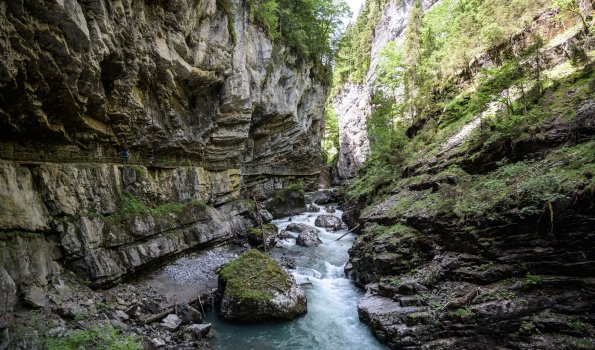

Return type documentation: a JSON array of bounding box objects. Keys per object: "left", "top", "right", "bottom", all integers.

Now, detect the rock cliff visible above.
[
  {"left": 343, "top": 3, "right": 595, "bottom": 348},
  {"left": 0, "top": 0, "right": 327, "bottom": 327},
  {"left": 332, "top": 0, "right": 438, "bottom": 180}
]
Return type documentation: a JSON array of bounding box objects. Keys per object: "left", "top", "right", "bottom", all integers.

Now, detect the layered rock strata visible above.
[
  {"left": 0, "top": 0, "right": 327, "bottom": 327},
  {"left": 347, "top": 100, "right": 595, "bottom": 348}
]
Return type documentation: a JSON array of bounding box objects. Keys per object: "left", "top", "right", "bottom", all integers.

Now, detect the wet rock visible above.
[
  {"left": 294, "top": 225, "right": 322, "bottom": 247},
  {"left": 278, "top": 230, "right": 292, "bottom": 239},
  {"left": 160, "top": 314, "right": 182, "bottom": 331},
  {"left": 314, "top": 215, "right": 342, "bottom": 230},
  {"left": 310, "top": 191, "right": 330, "bottom": 205},
  {"left": 306, "top": 204, "right": 321, "bottom": 212},
  {"left": 247, "top": 224, "right": 279, "bottom": 249},
  {"left": 286, "top": 223, "right": 317, "bottom": 234},
  {"left": 179, "top": 304, "right": 202, "bottom": 325},
  {"left": 325, "top": 206, "right": 336, "bottom": 214},
  {"left": 280, "top": 255, "right": 297, "bottom": 269},
  {"left": 265, "top": 189, "right": 307, "bottom": 219},
  {"left": 218, "top": 250, "right": 307, "bottom": 323},
  {"left": 183, "top": 323, "right": 211, "bottom": 339}
]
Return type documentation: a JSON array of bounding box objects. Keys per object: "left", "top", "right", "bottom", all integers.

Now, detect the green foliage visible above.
[
  {"left": 111, "top": 193, "right": 149, "bottom": 221},
  {"left": 569, "top": 319, "right": 587, "bottom": 333},
  {"left": 46, "top": 324, "right": 141, "bottom": 350},
  {"left": 523, "top": 273, "right": 542, "bottom": 289},
  {"left": 274, "top": 181, "right": 305, "bottom": 202},
  {"left": 219, "top": 249, "right": 292, "bottom": 301},
  {"left": 367, "top": 94, "right": 411, "bottom": 163},
  {"left": 421, "top": 0, "right": 549, "bottom": 80},
  {"left": 249, "top": 224, "right": 277, "bottom": 236},
  {"left": 151, "top": 199, "right": 206, "bottom": 218},
  {"left": 577, "top": 338, "right": 595, "bottom": 348},
  {"left": 247, "top": 0, "right": 351, "bottom": 62},
  {"left": 110, "top": 194, "right": 206, "bottom": 222},
  {"left": 429, "top": 300, "right": 444, "bottom": 311},
  {"left": 388, "top": 276, "right": 402, "bottom": 286},
  {"left": 551, "top": 0, "right": 590, "bottom": 33},
  {"left": 322, "top": 104, "right": 340, "bottom": 165},
  {"left": 332, "top": 0, "right": 388, "bottom": 88},
  {"left": 452, "top": 307, "right": 473, "bottom": 318},
  {"left": 218, "top": 0, "right": 237, "bottom": 43}
]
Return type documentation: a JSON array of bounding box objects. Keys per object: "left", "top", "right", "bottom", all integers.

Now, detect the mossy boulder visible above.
[
  {"left": 247, "top": 224, "right": 279, "bottom": 248},
  {"left": 218, "top": 249, "right": 307, "bottom": 323},
  {"left": 265, "top": 184, "right": 306, "bottom": 219}
]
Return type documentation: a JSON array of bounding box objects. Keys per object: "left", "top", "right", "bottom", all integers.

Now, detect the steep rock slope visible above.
[
  {"left": 0, "top": 0, "right": 327, "bottom": 326},
  {"left": 332, "top": 0, "right": 438, "bottom": 179},
  {"left": 344, "top": 4, "right": 595, "bottom": 348}
]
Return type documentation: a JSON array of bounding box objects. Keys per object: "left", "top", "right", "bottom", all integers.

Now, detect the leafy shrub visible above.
[{"left": 46, "top": 324, "right": 141, "bottom": 350}]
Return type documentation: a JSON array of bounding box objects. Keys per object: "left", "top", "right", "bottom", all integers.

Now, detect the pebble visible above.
[
  {"left": 116, "top": 310, "right": 130, "bottom": 320},
  {"left": 162, "top": 247, "right": 239, "bottom": 284},
  {"left": 160, "top": 314, "right": 182, "bottom": 331},
  {"left": 152, "top": 338, "right": 166, "bottom": 347}
]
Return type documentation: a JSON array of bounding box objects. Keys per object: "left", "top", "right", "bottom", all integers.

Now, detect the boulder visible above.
[
  {"left": 258, "top": 209, "right": 274, "bottom": 223},
  {"left": 306, "top": 204, "right": 320, "bottom": 212},
  {"left": 265, "top": 188, "right": 306, "bottom": 219},
  {"left": 286, "top": 223, "right": 322, "bottom": 247},
  {"left": 314, "top": 215, "right": 342, "bottom": 231},
  {"left": 247, "top": 224, "right": 279, "bottom": 248},
  {"left": 296, "top": 231, "right": 322, "bottom": 247},
  {"left": 286, "top": 223, "right": 318, "bottom": 234},
  {"left": 278, "top": 230, "right": 292, "bottom": 239},
  {"left": 218, "top": 249, "right": 307, "bottom": 323},
  {"left": 23, "top": 285, "right": 48, "bottom": 309},
  {"left": 179, "top": 304, "right": 202, "bottom": 325},
  {"left": 160, "top": 314, "right": 182, "bottom": 331},
  {"left": 183, "top": 323, "right": 211, "bottom": 340},
  {"left": 310, "top": 191, "right": 330, "bottom": 205}
]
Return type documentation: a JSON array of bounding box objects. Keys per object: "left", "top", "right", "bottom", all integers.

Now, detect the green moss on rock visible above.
[{"left": 219, "top": 249, "right": 291, "bottom": 302}]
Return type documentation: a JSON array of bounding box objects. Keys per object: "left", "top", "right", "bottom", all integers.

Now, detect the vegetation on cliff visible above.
[
  {"left": 339, "top": 0, "right": 594, "bottom": 347},
  {"left": 220, "top": 0, "right": 351, "bottom": 63}
]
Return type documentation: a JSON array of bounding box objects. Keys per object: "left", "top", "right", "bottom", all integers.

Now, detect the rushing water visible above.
[{"left": 206, "top": 206, "right": 387, "bottom": 350}]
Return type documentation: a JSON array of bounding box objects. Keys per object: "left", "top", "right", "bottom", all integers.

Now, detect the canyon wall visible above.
[
  {"left": 0, "top": 0, "right": 327, "bottom": 325},
  {"left": 332, "top": 0, "right": 438, "bottom": 180}
]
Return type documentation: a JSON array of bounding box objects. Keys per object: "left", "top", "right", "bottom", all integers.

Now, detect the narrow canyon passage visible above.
[{"left": 206, "top": 205, "right": 386, "bottom": 349}]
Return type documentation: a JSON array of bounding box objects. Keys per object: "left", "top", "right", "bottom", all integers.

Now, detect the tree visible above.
[
  {"left": 552, "top": 0, "right": 590, "bottom": 34},
  {"left": 403, "top": 0, "right": 427, "bottom": 122},
  {"left": 247, "top": 0, "right": 351, "bottom": 62}
]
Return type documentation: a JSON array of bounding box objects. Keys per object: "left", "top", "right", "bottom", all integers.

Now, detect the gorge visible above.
[{"left": 1, "top": 0, "right": 594, "bottom": 349}]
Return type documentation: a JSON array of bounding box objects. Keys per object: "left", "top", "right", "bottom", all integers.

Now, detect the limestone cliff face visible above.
[
  {"left": 0, "top": 0, "right": 325, "bottom": 176},
  {"left": 0, "top": 0, "right": 327, "bottom": 324},
  {"left": 332, "top": 0, "right": 438, "bottom": 180}
]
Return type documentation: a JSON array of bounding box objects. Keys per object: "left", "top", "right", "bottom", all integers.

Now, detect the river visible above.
[{"left": 206, "top": 205, "right": 387, "bottom": 350}]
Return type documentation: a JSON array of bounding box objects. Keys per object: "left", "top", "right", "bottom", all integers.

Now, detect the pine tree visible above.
[{"left": 404, "top": 0, "right": 424, "bottom": 121}]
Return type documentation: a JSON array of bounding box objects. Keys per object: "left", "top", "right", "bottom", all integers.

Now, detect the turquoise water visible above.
[{"left": 206, "top": 208, "right": 387, "bottom": 350}]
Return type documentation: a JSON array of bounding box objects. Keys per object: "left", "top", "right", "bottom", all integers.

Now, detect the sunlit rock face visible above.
[{"left": 332, "top": 0, "right": 439, "bottom": 180}]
